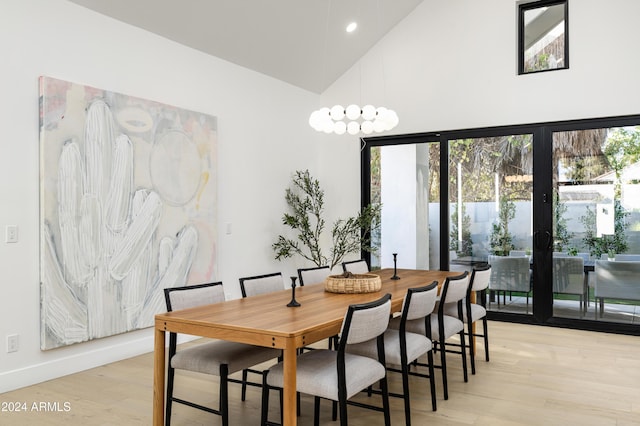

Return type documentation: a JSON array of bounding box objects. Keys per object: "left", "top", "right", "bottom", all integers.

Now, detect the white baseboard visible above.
[{"left": 0, "top": 329, "right": 204, "bottom": 394}]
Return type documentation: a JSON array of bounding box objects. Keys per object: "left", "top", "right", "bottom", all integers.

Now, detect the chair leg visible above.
[
  {"left": 314, "top": 396, "right": 321, "bottom": 426},
  {"left": 483, "top": 317, "right": 490, "bottom": 362},
  {"left": 338, "top": 395, "right": 348, "bottom": 426},
  {"left": 439, "top": 337, "right": 449, "bottom": 400},
  {"left": 260, "top": 372, "right": 269, "bottom": 426},
  {"left": 380, "top": 376, "right": 391, "bottom": 426},
  {"left": 427, "top": 350, "right": 437, "bottom": 411},
  {"left": 165, "top": 366, "right": 175, "bottom": 426},
  {"left": 459, "top": 330, "right": 468, "bottom": 383},
  {"left": 401, "top": 361, "right": 411, "bottom": 426},
  {"left": 220, "top": 365, "right": 229, "bottom": 426},
  {"left": 468, "top": 318, "right": 476, "bottom": 375},
  {"left": 241, "top": 369, "right": 248, "bottom": 401}
]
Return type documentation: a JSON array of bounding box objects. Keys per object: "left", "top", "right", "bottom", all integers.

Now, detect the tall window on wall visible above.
[{"left": 518, "top": 0, "right": 569, "bottom": 74}]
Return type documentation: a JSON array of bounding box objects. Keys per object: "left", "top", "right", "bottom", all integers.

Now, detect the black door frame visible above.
[{"left": 361, "top": 114, "right": 640, "bottom": 336}]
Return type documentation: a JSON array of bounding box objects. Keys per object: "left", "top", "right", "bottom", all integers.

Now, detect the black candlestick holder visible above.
[
  {"left": 287, "top": 276, "right": 301, "bottom": 307},
  {"left": 391, "top": 253, "right": 400, "bottom": 280}
]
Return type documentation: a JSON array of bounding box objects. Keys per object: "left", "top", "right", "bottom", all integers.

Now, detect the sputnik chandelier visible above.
[{"left": 309, "top": 104, "right": 399, "bottom": 135}]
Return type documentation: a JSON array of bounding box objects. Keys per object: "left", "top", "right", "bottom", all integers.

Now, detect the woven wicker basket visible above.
[{"left": 324, "top": 273, "right": 382, "bottom": 294}]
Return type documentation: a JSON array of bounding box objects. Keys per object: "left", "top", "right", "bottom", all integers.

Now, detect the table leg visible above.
[
  {"left": 153, "top": 326, "right": 166, "bottom": 426},
  {"left": 470, "top": 291, "right": 476, "bottom": 355},
  {"left": 282, "top": 342, "right": 298, "bottom": 426}
]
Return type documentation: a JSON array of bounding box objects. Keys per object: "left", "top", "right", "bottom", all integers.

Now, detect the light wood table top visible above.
[{"left": 153, "top": 268, "right": 459, "bottom": 425}]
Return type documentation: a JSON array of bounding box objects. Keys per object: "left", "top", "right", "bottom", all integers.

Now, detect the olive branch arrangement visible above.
[{"left": 272, "top": 170, "right": 381, "bottom": 270}]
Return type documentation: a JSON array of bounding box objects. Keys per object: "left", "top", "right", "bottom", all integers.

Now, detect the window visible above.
[{"left": 518, "top": 0, "right": 569, "bottom": 74}]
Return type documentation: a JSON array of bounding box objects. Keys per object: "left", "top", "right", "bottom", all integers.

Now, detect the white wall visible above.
[
  {"left": 322, "top": 0, "right": 640, "bottom": 134},
  {"left": 0, "top": 0, "right": 330, "bottom": 392}
]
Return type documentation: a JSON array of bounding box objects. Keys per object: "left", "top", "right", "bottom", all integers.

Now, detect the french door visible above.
[{"left": 362, "top": 116, "right": 640, "bottom": 335}]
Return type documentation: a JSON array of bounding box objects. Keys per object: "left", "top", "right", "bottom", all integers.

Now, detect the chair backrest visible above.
[
  {"left": 339, "top": 293, "right": 392, "bottom": 346},
  {"left": 594, "top": 260, "right": 640, "bottom": 300},
  {"left": 488, "top": 255, "right": 530, "bottom": 292},
  {"left": 297, "top": 265, "right": 331, "bottom": 286},
  {"left": 470, "top": 265, "right": 491, "bottom": 293},
  {"left": 401, "top": 281, "right": 438, "bottom": 322},
  {"left": 164, "top": 282, "right": 225, "bottom": 312},
  {"left": 239, "top": 272, "right": 284, "bottom": 298},
  {"left": 342, "top": 259, "right": 369, "bottom": 274},
  {"left": 552, "top": 256, "right": 584, "bottom": 293},
  {"left": 614, "top": 254, "right": 640, "bottom": 261},
  {"left": 439, "top": 272, "right": 470, "bottom": 305}
]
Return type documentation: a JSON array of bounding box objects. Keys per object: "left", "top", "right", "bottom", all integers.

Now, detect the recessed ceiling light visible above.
[{"left": 346, "top": 22, "right": 358, "bottom": 33}]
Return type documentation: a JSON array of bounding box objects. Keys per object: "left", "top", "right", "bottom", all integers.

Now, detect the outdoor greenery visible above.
[
  {"left": 553, "top": 189, "right": 574, "bottom": 252},
  {"left": 489, "top": 197, "right": 516, "bottom": 256},
  {"left": 579, "top": 202, "right": 629, "bottom": 258},
  {"left": 273, "top": 170, "right": 381, "bottom": 270}
]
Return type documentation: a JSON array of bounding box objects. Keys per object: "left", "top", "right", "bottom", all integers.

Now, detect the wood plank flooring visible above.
[{"left": 1, "top": 321, "right": 640, "bottom": 425}]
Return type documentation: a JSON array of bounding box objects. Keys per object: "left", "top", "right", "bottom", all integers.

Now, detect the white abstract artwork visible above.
[{"left": 39, "top": 77, "right": 217, "bottom": 350}]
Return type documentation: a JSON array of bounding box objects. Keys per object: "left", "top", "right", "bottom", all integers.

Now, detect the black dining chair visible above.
[
  {"left": 261, "top": 293, "right": 393, "bottom": 426},
  {"left": 163, "top": 282, "right": 281, "bottom": 426}
]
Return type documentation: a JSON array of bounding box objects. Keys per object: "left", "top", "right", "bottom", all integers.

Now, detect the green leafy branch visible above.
[{"left": 273, "top": 170, "right": 381, "bottom": 270}]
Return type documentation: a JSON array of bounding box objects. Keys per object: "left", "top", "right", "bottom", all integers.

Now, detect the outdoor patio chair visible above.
[
  {"left": 594, "top": 260, "right": 640, "bottom": 318},
  {"left": 488, "top": 255, "right": 532, "bottom": 312},
  {"left": 552, "top": 256, "right": 586, "bottom": 315}
]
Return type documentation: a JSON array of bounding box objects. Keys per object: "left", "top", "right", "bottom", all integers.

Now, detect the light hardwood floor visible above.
[{"left": 2, "top": 321, "right": 640, "bottom": 425}]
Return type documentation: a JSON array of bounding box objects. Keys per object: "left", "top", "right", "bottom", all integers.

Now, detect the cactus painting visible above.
[{"left": 39, "top": 77, "right": 217, "bottom": 349}]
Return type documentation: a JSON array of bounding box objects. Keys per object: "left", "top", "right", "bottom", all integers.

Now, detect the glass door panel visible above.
[
  {"left": 448, "top": 135, "right": 533, "bottom": 315},
  {"left": 552, "top": 127, "right": 640, "bottom": 324},
  {"left": 369, "top": 142, "right": 440, "bottom": 270}
]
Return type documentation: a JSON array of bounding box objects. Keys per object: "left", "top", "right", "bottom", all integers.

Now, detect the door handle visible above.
[{"left": 534, "top": 230, "right": 552, "bottom": 250}]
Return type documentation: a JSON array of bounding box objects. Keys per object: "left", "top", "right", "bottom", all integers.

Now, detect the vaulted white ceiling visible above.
[{"left": 67, "top": 0, "right": 423, "bottom": 93}]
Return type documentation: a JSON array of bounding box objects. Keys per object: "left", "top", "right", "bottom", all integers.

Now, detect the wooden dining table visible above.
[{"left": 153, "top": 268, "right": 460, "bottom": 425}]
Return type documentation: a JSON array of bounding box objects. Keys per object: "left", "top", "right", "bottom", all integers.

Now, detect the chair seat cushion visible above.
[
  {"left": 347, "top": 329, "right": 432, "bottom": 365},
  {"left": 266, "top": 349, "right": 386, "bottom": 401},
  {"left": 442, "top": 302, "right": 487, "bottom": 322},
  {"left": 171, "top": 340, "right": 281, "bottom": 375}
]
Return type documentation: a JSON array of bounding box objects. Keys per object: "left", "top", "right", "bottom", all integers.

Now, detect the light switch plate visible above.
[{"left": 5, "top": 225, "right": 18, "bottom": 243}]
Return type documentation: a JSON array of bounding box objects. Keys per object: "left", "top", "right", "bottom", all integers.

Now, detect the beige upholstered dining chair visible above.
[
  {"left": 390, "top": 272, "right": 469, "bottom": 401},
  {"left": 341, "top": 259, "right": 370, "bottom": 274},
  {"left": 444, "top": 265, "right": 492, "bottom": 375},
  {"left": 297, "top": 265, "right": 331, "bottom": 286},
  {"left": 261, "top": 293, "right": 393, "bottom": 426},
  {"left": 239, "top": 272, "right": 285, "bottom": 297},
  {"left": 163, "top": 282, "right": 281, "bottom": 426},
  {"left": 350, "top": 281, "right": 439, "bottom": 421}
]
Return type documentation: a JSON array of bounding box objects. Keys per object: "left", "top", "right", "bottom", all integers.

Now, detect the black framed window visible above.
[
  {"left": 518, "top": 0, "right": 569, "bottom": 74},
  {"left": 361, "top": 113, "right": 640, "bottom": 337}
]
